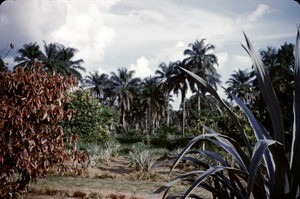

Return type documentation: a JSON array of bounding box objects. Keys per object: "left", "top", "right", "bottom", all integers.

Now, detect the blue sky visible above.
[{"left": 1, "top": 0, "right": 299, "bottom": 108}]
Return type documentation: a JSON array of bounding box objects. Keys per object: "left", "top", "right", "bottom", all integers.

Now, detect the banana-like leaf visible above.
[
  {"left": 180, "top": 67, "right": 252, "bottom": 154},
  {"left": 290, "top": 28, "right": 300, "bottom": 199},
  {"left": 243, "top": 33, "right": 285, "bottom": 145}
]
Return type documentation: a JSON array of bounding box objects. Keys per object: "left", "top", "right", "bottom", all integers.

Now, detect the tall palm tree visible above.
[
  {"left": 155, "top": 62, "right": 176, "bottom": 125},
  {"left": 183, "top": 39, "right": 221, "bottom": 111},
  {"left": 183, "top": 39, "right": 217, "bottom": 72},
  {"left": 110, "top": 67, "right": 141, "bottom": 131},
  {"left": 225, "top": 69, "right": 254, "bottom": 104},
  {"left": 168, "top": 61, "right": 190, "bottom": 137},
  {"left": 84, "top": 71, "right": 109, "bottom": 104},
  {"left": 140, "top": 76, "right": 168, "bottom": 135},
  {"left": 14, "top": 42, "right": 42, "bottom": 70}
]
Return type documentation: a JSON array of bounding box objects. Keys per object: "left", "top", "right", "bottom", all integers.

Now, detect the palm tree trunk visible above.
[
  {"left": 148, "top": 105, "right": 153, "bottom": 135},
  {"left": 122, "top": 109, "right": 126, "bottom": 131},
  {"left": 197, "top": 90, "right": 201, "bottom": 112},
  {"left": 197, "top": 90, "right": 201, "bottom": 132},
  {"left": 167, "top": 94, "right": 170, "bottom": 125},
  {"left": 182, "top": 97, "right": 186, "bottom": 138}
]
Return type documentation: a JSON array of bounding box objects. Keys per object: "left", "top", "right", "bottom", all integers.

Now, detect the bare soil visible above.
[{"left": 24, "top": 156, "right": 211, "bottom": 199}]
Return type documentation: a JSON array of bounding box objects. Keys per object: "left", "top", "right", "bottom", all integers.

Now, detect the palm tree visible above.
[
  {"left": 110, "top": 67, "right": 141, "bottom": 131},
  {"left": 183, "top": 39, "right": 221, "bottom": 111},
  {"left": 155, "top": 62, "right": 176, "bottom": 125},
  {"left": 84, "top": 71, "right": 109, "bottom": 104},
  {"left": 140, "top": 76, "right": 168, "bottom": 135},
  {"left": 0, "top": 57, "right": 7, "bottom": 73},
  {"left": 14, "top": 42, "right": 42, "bottom": 70},
  {"left": 226, "top": 69, "right": 254, "bottom": 104},
  {"left": 14, "top": 42, "right": 85, "bottom": 78},
  {"left": 41, "top": 42, "right": 85, "bottom": 79},
  {"left": 168, "top": 61, "right": 190, "bottom": 137},
  {"left": 58, "top": 47, "right": 85, "bottom": 79},
  {"left": 260, "top": 46, "right": 277, "bottom": 68}
]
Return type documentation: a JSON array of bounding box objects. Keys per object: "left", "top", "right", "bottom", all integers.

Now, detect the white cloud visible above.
[
  {"left": 232, "top": 55, "right": 252, "bottom": 70},
  {"left": 215, "top": 52, "right": 229, "bottom": 70},
  {"left": 129, "top": 56, "right": 153, "bottom": 78},
  {"left": 49, "top": 1, "right": 118, "bottom": 72},
  {"left": 175, "top": 41, "right": 185, "bottom": 48},
  {"left": 247, "top": 4, "right": 269, "bottom": 22},
  {"left": 1, "top": 0, "right": 299, "bottom": 92},
  {"left": 0, "top": 0, "right": 67, "bottom": 45}
]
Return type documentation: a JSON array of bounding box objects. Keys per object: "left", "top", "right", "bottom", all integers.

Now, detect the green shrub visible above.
[
  {"left": 63, "top": 90, "right": 116, "bottom": 144},
  {"left": 116, "top": 130, "right": 144, "bottom": 144},
  {"left": 151, "top": 124, "right": 180, "bottom": 148}
]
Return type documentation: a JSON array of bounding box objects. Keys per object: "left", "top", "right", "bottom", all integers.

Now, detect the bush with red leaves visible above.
[{"left": 0, "top": 63, "right": 76, "bottom": 197}]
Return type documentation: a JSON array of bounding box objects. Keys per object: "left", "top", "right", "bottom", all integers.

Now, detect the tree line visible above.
[{"left": 0, "top": 40, "right": 295, "bottom": 141}]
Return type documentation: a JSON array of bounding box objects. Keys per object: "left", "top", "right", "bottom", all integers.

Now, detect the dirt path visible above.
[
  {"left": 25, "top": 176, "right": 162, "bottom": 198},
  {"left": 24, "top": 157, "right": 211, "bottom": 199},
  {"left": 24, "top": 157, "right": 171, "bottom": 199}
]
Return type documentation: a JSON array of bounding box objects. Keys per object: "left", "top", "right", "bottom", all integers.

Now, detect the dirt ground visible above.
[{"left": 22, "top": 156, "right": 187, "bottom": 199}]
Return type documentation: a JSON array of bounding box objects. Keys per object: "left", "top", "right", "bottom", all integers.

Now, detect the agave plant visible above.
[{"left": 153, "top": 29, "right": 300, "bottom": 199}]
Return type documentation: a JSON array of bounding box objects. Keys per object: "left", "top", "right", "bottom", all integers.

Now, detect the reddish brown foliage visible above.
[{"left": 0, "top": 63, "right": 77, "bottom": 196}]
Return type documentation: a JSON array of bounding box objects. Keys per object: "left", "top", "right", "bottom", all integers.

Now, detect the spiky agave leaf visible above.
[
  {"left": 168, "top": 131, "right": 249, "bottom": 176},
  {"left": 230, "top": 93, "right": 283, "bottom": 198},
  {"left": 290, "top": 28, "right": 300, "bottom": 198},
  {"left": 242, "top": 33, "right": 285, "bottom": 146},
  {"left": 153, "top": 130, "right": 252, "bottom": 198},
  {"left": 154, "top": 30, "right": 299, "bottom": 199}
]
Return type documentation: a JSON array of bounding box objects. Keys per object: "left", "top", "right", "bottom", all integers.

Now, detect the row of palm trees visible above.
[
  {"left": 84, "top": 39, "right": 221, "bottom": 136},
  {"left": 3, "top": 39, "right": 221, "bottom": 137},
  {"left": 13, "top": 42, "right": 86, "bottom": 79}
]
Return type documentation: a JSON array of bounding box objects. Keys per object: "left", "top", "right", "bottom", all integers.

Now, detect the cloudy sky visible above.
[{"left": 1, "top": 0, "right": 299, "bottom": 108}]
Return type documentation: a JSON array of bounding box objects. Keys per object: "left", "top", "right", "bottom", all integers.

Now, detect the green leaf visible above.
[{"left": 243, "top": 33, "right": 285, "bottom": 145}]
